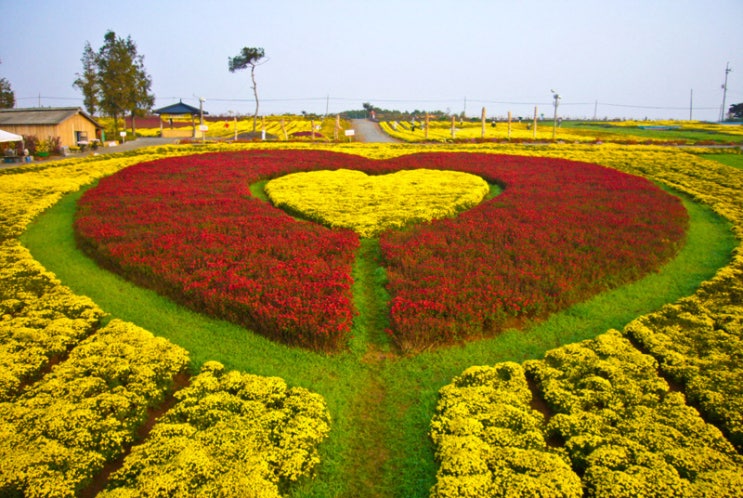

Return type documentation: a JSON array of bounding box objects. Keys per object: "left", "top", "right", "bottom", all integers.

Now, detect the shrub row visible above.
[
  {"left": 625, "top": 281, "right": 743, "bottom": 451},
  {"left": 0, "top": 241, "right": 104, "bottom": 401},
  {"left": 525, "top": 330, "right": 743, "bottom": 497},
  {"left": 432, "top": 331, "right": 743, "bottom": 497},
  {"left": 430, "top": 362, "right": 582, "bottom": 497},
  {"left": 100, "top": 361, "right": 331, "bottom": 497},
  {"left": 0, "top": 319, "right": 190, "bottom": 497}
]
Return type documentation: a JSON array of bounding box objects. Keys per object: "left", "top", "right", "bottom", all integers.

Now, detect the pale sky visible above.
[{"left": 1, "top": 0, "right": 741, "bottom": 120}]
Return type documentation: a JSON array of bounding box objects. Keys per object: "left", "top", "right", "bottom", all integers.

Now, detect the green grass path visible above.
[{"left": 21, "top": 185, "right": 735, "bottom": 497}]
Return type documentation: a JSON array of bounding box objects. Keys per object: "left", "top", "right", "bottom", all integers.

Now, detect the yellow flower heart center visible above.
[{"left": 265, "top": 169, "right": 490, "bottom": 237}]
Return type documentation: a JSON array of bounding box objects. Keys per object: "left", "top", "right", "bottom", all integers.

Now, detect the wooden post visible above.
[
  {"left": 261, "top": 116, "right": 266, "bottom": 141},
  {"left": 280, "top": 118, "right": 288, "bottom": 141},
  {"left": 425, "top": 113, "right": 429, "bottom": 140},
  {"left": 335, "top": 114, "right": 340, "bottom": 141},
  {"left": 481, "top": 107, "right": 486, "bottom": 138},
  {"left": 451, "top": 115, "right": 456, "bottom": 139},
  {"left": 507, "top": 111, "right": 512, "bottom": 140},
  {"left": 533, "top": 106, "right": 538, "bottom": 139},
  {"left": 234, "top": 116, "right": 238, "bottom": 141}
]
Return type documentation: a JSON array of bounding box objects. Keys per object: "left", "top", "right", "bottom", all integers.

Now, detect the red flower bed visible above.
[
  {"left": 377, "top": 153, "right": 687, "bottom": 351},
  {"left": 74, "top": 150, "right": 687, "bottom": 353},
  {"left": 75, "top": 151, "right": 361, "bottom": 352}
]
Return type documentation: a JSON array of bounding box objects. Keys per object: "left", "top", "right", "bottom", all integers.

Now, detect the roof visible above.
[
  {"left": 153, "top": 100, "right": 208, "bottom": 116},
  {"left": 0, "top": 107, "right": 102, "bottom": 128}
]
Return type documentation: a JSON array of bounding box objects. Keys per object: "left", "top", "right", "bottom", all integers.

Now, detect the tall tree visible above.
[
  {"left": 72, "top": 42, "right": 99, "bottom": 115},
  {"left": 0, "top": 77, "right": 13, "bottom": 109},
  {"left": 228, "top": 47, "right": 265, "bottom": 132},
  {"left": 93, "top": 31, "right": 154, "bottom": 137},
  {"left": 126, "top": 52, "right": 155, "bottom": 136},
  {"left": 0, "top": 60, "right": 14, "bottom": 109}
]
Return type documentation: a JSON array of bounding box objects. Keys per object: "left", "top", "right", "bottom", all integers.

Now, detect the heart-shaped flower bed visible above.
[
  {"left": 74, "top": 150, "right": 688, "bottom": 353},
  {"left": 265, "top": 169, "right": 490, "bottom": 237}
]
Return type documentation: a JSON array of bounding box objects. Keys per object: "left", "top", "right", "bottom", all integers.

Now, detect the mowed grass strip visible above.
[{"left": 21, "top": 183, "right": 735, "bottom": 497}]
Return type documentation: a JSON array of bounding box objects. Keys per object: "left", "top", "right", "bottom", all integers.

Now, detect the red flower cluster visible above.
[
  {"left": 376, "top": 153, "right": 688, "bottom": 351},
  {"left": 74, "top": 150, "right": 687, "bottom": 353},
  {"left": 75, "top": 151, "right": 361, "bottom": 351}
]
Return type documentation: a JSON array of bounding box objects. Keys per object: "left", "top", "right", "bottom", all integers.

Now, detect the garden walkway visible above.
[{"left": 350, "top": 119, "right": 401, "bottom": 143}]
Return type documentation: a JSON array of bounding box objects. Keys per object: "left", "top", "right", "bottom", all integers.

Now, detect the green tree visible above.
[
  {"left": 730, "top": 103, "right": 743, "bottom": 119},
  {"left": 228, "top": 47, "right": 266, "bottom": 132},
  {"left": 72, "top": 42, "right": 99, "bottom": 115},
  {"left": 0, "top": 77, "right": 13, "bottom": 109},
  {"left": 0, "top": 60, "right": 14, "bottom": 109},
  {"left": 94, "top": 31, "right": 154, "bottom": 137}
]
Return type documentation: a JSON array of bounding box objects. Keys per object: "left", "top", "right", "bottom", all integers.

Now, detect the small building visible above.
[
  {"left": 154, "top": 100, "right": 208, "bottom": 138},
  {"left": 0, "top": 107, "right": 103, "bottom": 148}
]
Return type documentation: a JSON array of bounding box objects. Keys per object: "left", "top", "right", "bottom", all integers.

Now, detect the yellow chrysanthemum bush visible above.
[
  {"left": 429, "top": 362, "right": 582, "bottom": 497},
  {"left": 524, "top": 331, "right": 743, "bottom": 497},
  {"left": 100, "top": 361, "right": 331, "bottom": 497},
  {"left": 0, "top": 242, "right": 104, "bottom": 401},
  {"left": 0, "top": 319, "right": 190, "bottom": 497},
  {"left": 265, "top": 168, "right": 490, "bottom": 237}
]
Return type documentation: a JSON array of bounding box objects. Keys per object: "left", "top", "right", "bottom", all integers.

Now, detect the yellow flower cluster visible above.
[
  {"left": 100, "top": 361, "right": 331, "bottom": 497},
  {"left": 525, "top": 331, "right": 743, "bottom": 495},
  {"left": 0, "top": 241, "right": 104, "bottom": 401},
  {"left": 379, "top": 119, "right": 743, "bottom": 144},
  {"left": 380, "top": 119, "right": 594, "bottom": 143},
  {"left": 118, "top": 115, "right": 352, "bottom": 140},
  {"left": 0, "top": 319, "right": 190, "bottom": 497},
  {"left": 265, "top": 168, "right": 489, "bottom": 237},
  {"left": 430, "top": 363, "right": 582, "bottom": 497}
]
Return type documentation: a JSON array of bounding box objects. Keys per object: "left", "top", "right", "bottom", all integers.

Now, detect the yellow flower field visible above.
[{"left": 265, "top": 168, "right": 490, "bottom": 237}]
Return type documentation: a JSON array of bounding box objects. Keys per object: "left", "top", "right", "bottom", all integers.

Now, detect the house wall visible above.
[{"left": 2, "top": 114, "right": 100, "bottom": 148}]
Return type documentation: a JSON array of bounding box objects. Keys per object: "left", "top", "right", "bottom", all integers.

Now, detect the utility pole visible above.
[
  {"left": 199, "top": 97, "right": 206, "bottom": 144},
  {"left": 720, "top": 62, "right": 731, "bottom": 122},
  {"left": 689, "top": 89, "right": 693, "bottom": 121},
  {"left": 551, "top": 90, "right": 560, "bottom": 140}
]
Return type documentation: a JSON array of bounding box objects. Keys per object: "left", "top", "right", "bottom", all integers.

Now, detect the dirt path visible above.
[{"left": 350, "top": 119, "right": 401, "bottom": 143}]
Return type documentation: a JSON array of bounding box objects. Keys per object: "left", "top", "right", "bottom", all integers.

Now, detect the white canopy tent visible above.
[
  {"left": 1, "top": 129, "right": 25, "bottom": 163},
  {"left": 0, "top": 128, "right": 23, "bottom": 144}
]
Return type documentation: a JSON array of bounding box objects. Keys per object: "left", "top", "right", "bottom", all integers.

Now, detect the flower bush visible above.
[
  {"left": 0, "top": 319, "right": 190, "bottom": 497},
  {"left": 524, "top": 331, "right": 743, "bottom": 497},
  {"left": 265, "top": 168, "right": 490, "bottom": 237},
  {"left": 430, "top": 362, "right": 582, "bottom": 497},
  {"left": 100, "top": 361, "right": 331, "bottom": 497}
]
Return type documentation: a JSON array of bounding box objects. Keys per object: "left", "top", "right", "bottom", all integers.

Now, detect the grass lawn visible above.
[
  {"left": 701, "top": 152, "right": 743, "bottom": 170},
  {"left": 21, "top": 180, "right": 735, "bottom": 497}
]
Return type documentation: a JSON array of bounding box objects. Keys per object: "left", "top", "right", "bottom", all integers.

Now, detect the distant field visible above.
[{"left": 379, "top": 118, "right": 743, "bottom": 144}]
